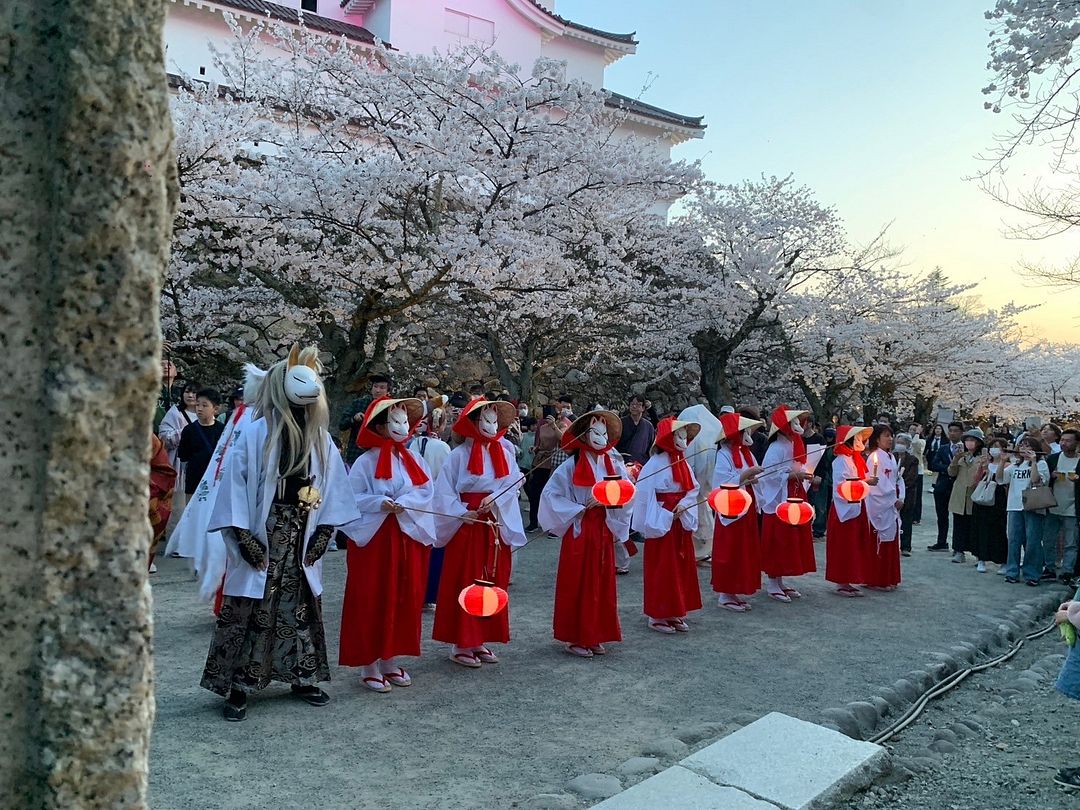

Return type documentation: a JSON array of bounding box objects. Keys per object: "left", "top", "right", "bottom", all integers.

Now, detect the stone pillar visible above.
[{"left": 0, "top": 1, "right": 175, "bottom": 806}]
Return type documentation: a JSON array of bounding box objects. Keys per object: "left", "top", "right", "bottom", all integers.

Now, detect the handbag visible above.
[
  {"left": 971, "top": 475, "right": 997, "bottom": 507},
  {"left": 1022, "top": 483, "right": 1057, "bottom": 511}
]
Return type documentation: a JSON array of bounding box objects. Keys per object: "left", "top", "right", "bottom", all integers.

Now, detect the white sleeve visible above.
[
  {"left": 756, "top": 442, "right": 787, "bottom": 513},
  {"left": 631, "top": 457, "right": 674, "bottom": 539},
  {"left": 605, "top": 451, "right": 633, "bottom": 542},
  {"left": 489, "top": 445, "right": 527, "bottom": 548},
  {"left": 677, "top": 470, "right": 699, "bottom": 533},
  {"left": 391, "top": 454, "right": 437, "bottom": 547},
  {"left": 539, "top": 459, "right": 586, "bottom": 537},
  {"left": 432, "top": 450, "right": 469, "bottom": 548},
  {"left": 310, "top": 437, "right": 363, "bottom": 531},
  {"left": 208, "top": 429, "right": 253, "bottom": 536}
]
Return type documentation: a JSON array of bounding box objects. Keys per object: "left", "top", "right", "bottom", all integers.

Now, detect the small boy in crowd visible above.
[{"left": 177, "top": 388, "right": 226, "bottom": 502}]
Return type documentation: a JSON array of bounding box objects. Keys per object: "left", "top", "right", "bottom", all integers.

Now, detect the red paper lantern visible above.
[
  {"left": 838, "top": 478, "right": 869, "bottom": 504},
  {"left": 708, "top": 484, "right": 753, "bottom": 519},
  {"left": 592, "top": 475, "right": 636, "bottom": 509},
  {"left": 458, "top": 579, "right": 508, "bottom": 618},
  {"left": 776, "top": 497, "right": 815, "bottom": 526}
]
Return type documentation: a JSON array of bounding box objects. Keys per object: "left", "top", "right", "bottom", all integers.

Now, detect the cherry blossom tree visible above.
[
  {"left": 647, "top": 175, "right": 885, "bottom": 412},
  {"left": 982, "top": 1, "right": 1080, "bottom": 285},
  {"left": 166, "top": 18, "right": 695, "bottom": 408}
]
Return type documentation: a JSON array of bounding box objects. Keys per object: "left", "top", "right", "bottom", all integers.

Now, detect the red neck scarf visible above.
[
  {"left": 835, "top": 442, "right": 868, "bottom": 478},
  {"left": 572, "top": 447, "right": 618, "bottom": 487},
  {"left": 770, "top": 405, "right": 807, "bottom": 463},
  {"left": 453, "top": 401, "right": 510, "bottom": 479},
  {"left": 728, "top": 442, "right": 755, "bottom": 470},
  {"left": 719, "top": 413, "right": 754, "bottom": 469},
  {"left": 375, "top": 440, "right": 429, "bottom": 485},
  {"left": 356, "top": 397, "right": 429, "bottom": 485},
  {"left": 655, "top": 417, "right": 694, "bottom": 490}
]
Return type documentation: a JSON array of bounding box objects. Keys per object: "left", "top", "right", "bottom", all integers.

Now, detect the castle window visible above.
[{"left": 445, "top": 8, "right": 494, "bottom": 45}]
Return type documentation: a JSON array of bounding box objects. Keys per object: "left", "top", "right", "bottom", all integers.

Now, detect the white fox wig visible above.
[{"left": 252, "top": 345, "right": 330, "bottom": 480}]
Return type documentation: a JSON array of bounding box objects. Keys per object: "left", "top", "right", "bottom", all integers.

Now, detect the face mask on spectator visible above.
[
  {"left": 989, "top": 447, "right": 1002, "bottom": 458},
  {"left": 895, "top": 444, "right": 909, "bottom": 454}
]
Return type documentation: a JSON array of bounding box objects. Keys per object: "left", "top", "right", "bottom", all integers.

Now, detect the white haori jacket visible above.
[
  {"left": 340, "top": 449, "right": 437, "bottom": 548},
  {"left": 711, "top": 446, "right": 762, "bottom": 528},
  {"left": 165, "top": 406, "right": 251, "bottom": 601},
  {"left": 539, "top": 450, "right": 632, "bottom": 542},
  {"left": 865, "top": 448, "right": 904, "bottom": 542},
  {"left": 208, "top": 416, "right": 358, "bottom": 598},
  {"left": 432, "top": 440, "right": 526, "bottom": 549},
  {"left": 631, "top": 452, "right": 699, "bottom": 539},
  {"left": 757, "top": 435, "right": 811, "bottom": 515}
]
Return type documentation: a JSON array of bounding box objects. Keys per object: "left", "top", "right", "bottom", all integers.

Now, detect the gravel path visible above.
[
  {"left": 850, "top": 628, "right": 1077, "bottom": 810},
  {"left": 148, "top": 491, "right": 1068, "bottom": 809}
]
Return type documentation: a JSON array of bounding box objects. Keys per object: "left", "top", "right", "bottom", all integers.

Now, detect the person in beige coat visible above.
[{"left": 947, "top": 428, "right": 986, "bottom": 564}]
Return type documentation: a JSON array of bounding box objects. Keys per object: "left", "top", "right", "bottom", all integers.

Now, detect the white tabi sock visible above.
[{"left": 766, "top": 576, "right": 784, "bottom": 594}]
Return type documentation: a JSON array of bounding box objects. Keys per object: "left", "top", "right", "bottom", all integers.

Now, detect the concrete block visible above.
[
  {"left": 680, "top": 712, "right": 888, "bottom": 810},
  {"left": 592, "top": 766, "right": 775, "bottom": 810}
]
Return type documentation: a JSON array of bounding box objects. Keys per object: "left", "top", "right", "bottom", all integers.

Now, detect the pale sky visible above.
[{"left": 559, "top": 0, "right": 1080, "bottom": 342}]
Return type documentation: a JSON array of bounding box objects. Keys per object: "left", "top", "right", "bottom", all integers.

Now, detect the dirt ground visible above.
[
  {"left": 149, "top": 491, "right": 1067, "bottom": 809},
  {"left": 850, "top": 628, "right": 1077, "bottom": 810}
]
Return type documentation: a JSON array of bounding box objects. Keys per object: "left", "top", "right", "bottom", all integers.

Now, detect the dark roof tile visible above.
[
  {"left": 527, "top": 1, "right": 637, "bottom": 45},
  {"left": 604, "top": 90, "right": 705, "bottom": 131},
  {"left": 210, "top": 0, "right": 380, "bottom": 45}
]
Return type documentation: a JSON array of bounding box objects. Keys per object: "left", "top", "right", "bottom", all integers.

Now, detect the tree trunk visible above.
[
  {"left": 692, "top": 330, "right": 734, "bottom": 414},
  {"left": 913, "top": 394, "right": 936, "bottom": 426},
  {"left": 324, "top": 317, "right": 391, "bottom": 420},
  {"left": 1, "top": 1, "right": 175, "bottom": 805}
]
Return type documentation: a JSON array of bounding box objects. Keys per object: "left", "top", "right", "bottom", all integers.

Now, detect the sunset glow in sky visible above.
[{"left": 559, "top": 0, "right": 1080, "bottom": 342}]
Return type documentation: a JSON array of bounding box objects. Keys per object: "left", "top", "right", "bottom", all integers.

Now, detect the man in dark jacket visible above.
[
  {"left": 894, "top": 432, "right": 920, "bottom": 556},
  {"left": 928, "top": 421, "right": 963, "bottom": 551},
  {"left": 740, "top": 406, "right": 769, "bottom": 464},
  {"left": 616, "top": 394, "right": 656, "bottom": 466},
  {"left": 338, "top": 374, "right": 392, "bottom": 464}
]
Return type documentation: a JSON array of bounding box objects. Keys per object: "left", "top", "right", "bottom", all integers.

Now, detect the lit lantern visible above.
[
  {"left": 838, "top": 478, "right": 870, "bottom": 504},
  {"left": 708, "top": 484, "right": 753, "bottom": 519},
  {"left": 776, "top": 497, "right": 815, "bottom": 526},
  {"left": 458, "top": 579, "right": 508, "bottom": 618},
  {"left": 592, "top": 475, "right": 636, "bottom": 509}
]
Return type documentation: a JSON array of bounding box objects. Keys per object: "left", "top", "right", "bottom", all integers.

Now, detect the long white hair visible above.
[{"left": 252, "top": 346, "right": 329, "bottom": 480}]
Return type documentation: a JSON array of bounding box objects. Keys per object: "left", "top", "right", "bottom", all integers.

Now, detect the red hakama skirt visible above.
[
  {"left": 825, "top": 506, "right": 870, "bottom": 585},
  {"left": 711, "top": 503, "right": 761, "bottom": 596},
  {"left": 760, "top": 481, "right": 817, "bottom": 577},
  {"left": 339, "top": 514, "right": 428, "bottom": 666},
  {"left": 863, "top": 526, "right": 901, "bottom": 588},
  {"left": 643, "top": 491, "right": 702, "bottom": 618},
  {"left": 553, "top": 505, "right": 622, "bottom": 646},
  {"left": 432, "top": 492, "right": 512, "bottom": 648}
]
